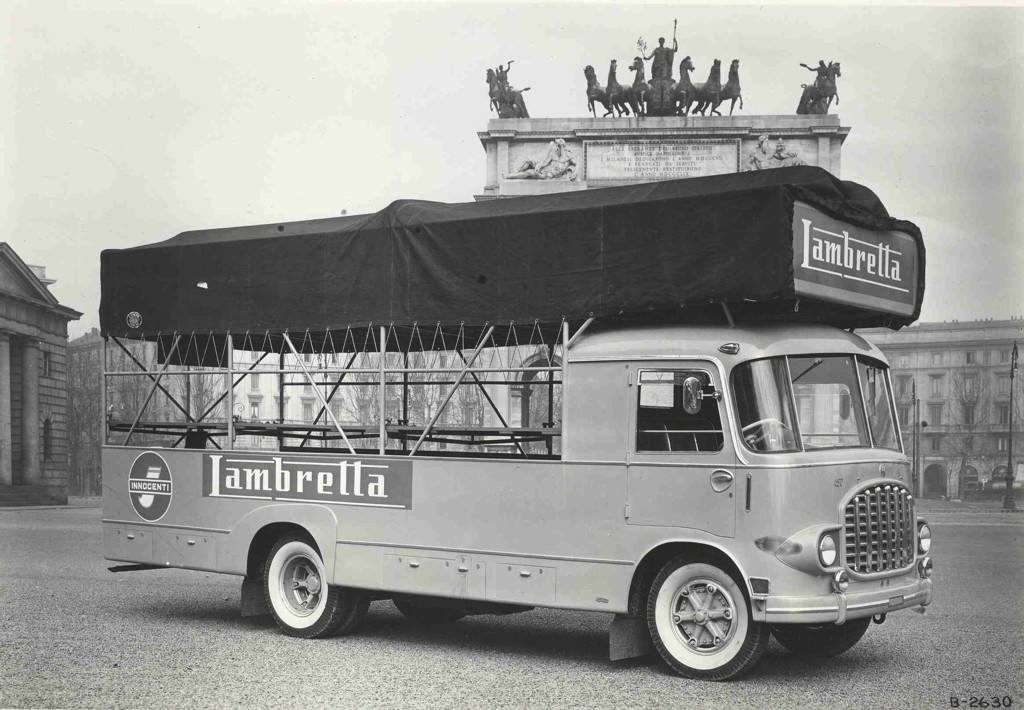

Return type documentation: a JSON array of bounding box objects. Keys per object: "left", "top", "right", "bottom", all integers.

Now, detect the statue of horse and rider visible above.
[
  {"left": 486, "top": 60, "right": 530, "bottom": 118},
  {"left": 796, "top": 60, "right": 841, "bottom": 114}
]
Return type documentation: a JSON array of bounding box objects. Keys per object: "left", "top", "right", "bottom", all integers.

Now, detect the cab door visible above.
[{"left": 625, "top": 362, "right": 737, "bottom": 537}]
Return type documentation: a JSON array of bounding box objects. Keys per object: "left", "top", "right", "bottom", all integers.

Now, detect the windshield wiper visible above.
[{"left": 791, "top": 358, "right": 825, "bottom": 383}]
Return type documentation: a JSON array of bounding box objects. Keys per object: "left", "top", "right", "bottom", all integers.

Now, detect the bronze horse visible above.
[
  {"left": 796, "top": 61, "right": 841, "bottom": 114},
  {"left": 605, "top": 59, "right": 632, "bottom": 117},
  {"left": 674, "top": 55, "right": 696, "bottom": 115},
  {"left": 691, "top": 59, "right": 722, "bottom": 116},
  {"left": 716, "top": 59, "right": 743, "bottom": 116},
  {"left": 583, "top": 65, "right": 614, "bottom": 117},
  {"left": 626, "top": 56, "right": 650, "bottom": 117},
  {"left": 675, "top": 57, "right": 721, "bottom": 116}
]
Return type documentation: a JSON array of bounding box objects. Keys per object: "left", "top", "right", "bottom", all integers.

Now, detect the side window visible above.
[{"left": 636, "top": 370, "right": 724, "bottom": 453}]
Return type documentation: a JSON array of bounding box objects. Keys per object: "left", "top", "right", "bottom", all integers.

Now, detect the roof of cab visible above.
[{"left": 567, "top": 323, "right": 887, "bottom": 365}]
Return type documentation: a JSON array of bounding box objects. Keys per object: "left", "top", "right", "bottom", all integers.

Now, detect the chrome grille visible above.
[{"left": 843, "top": 484, "right": 915, "bottom": 574}]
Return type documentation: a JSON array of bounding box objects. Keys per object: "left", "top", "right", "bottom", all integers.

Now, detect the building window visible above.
[
  {"left": 963, "top": 404, "right": 975, "bottom": 426},
  {"left": 929, "top": 375, "right": 944, "bottom": 398},
  {"left": 965, "top": 351, "right": 975, "bottom": 365},
  {"left": 1000, "top": 350, "right": 1010, "bottom": 363},
  {"left": 42, "top": 350, "right": 53, "bottom": 378},
  {"left": 983, "top": 350, "right": 991, "bottom": 365},
  {"left": 928, "top": 403, "right": 943, "bottom": 426},
  {"left": 249, "top": 373, "right": 260, "bottom": 391},
  {"left": 43, "top": 418, "right": 52, "bottom": 461},
  {"left": 998, "top": 375, "right": 1010, "bottom": 396},
  {"left": 931, "top": 352, "right": 942, "bottom": 366},
  {"left": 963, "top": 374, "right": 978, "bottom": 397},
  {"left": 895, "top": 375, "right": 912, "bottom": 398},
  {"left": 302, "top": 401, "right": 314, "bottom": 421},
  {"left": 997, "top": 437, "right": 1009, "bottom": 452},
  {"left": 897, "top": 404, "right": 910, "bottom": 425},
  {"left": 249, "top": 401, "right": 260, "bottom": 420},
  {"left": 997, "top": 403, "right": 1010, "bottom": 425},
  {"left": 897, "top": 355, "right": 909, "bottom": 369},
  {"left": 929, "top": 436, "right": 941, "bottom": 453}
]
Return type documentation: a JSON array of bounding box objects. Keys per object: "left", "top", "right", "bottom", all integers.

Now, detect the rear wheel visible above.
[
  {"left": 393, "top": 597, "right": 467, "bottom": 624},
  {"left": 771, "top": 617, "right": 871, "bottom": 657},
  {"left": 264, "top": 535, "right": 368, "bottom": 638},
  {"left": 646, "top": 558, "right": 768, "bottom": 680}
]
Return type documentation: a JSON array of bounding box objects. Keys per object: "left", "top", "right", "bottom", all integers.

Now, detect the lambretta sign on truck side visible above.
[
  {"left": 792, "top": 200, "right": 919, "bottom": 316},
  {"left": 203, "top": 453, "right": 413, "bottom": 509}
]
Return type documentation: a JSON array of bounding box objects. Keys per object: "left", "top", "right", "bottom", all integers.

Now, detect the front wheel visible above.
[
  {"left": 264, "top": 535, "right": 369, "bottom": 638},
  {"left": 771, "top": 617, "right": 871, "bottom": 657},
  {"left": 647, "top": 558, "right": 769, "bottom": 680}
]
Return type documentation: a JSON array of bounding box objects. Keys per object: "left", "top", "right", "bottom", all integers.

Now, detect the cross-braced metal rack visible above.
[{"left": 103, "top": 319, "right": 594, "bottom": 459}]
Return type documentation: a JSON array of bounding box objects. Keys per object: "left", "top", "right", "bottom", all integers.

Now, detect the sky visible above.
[{"left": 2, "top": 1, "right": 1022, "bottom": 338}]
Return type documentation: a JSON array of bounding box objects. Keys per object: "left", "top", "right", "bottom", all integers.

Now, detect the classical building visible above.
[
  {"left": 862, "top": 318, "right": 1024, "bottom": 499},
  {"left": 0, "top": 244, "right": 82, "bottom": 505}
]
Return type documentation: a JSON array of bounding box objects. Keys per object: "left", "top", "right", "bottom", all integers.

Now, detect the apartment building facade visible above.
[{"left": 862, "top": 317, "right": 1023, "bottom": 499}]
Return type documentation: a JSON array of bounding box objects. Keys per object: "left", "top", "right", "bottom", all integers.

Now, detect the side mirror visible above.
[
  {"left": 682, "top": 376, "right": 703, "bottom": 415},
  {"left": 839, "top": 391, "right": 851, "bottom": 420}
]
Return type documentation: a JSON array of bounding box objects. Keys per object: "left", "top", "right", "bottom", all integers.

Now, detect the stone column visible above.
[
  {"left": 0, "top": 333, "right": 11, "bottom": 486},
  {"left": 21, "top": 339, "right": 40, "bottom": 485}
]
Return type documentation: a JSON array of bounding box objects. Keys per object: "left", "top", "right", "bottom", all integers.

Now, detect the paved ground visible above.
[{"left": 0, "top": 501, "right": 1020, "bottom": 709}]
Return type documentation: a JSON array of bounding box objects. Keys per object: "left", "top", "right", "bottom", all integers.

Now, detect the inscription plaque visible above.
[{"left": 584, "top": 139, "right": 740, "bottom": 181}]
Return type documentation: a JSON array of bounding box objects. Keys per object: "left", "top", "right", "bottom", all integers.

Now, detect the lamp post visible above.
[
  {"left": 1003, "top": 341, "right": 1018, "bottom": 511},
  {"left": 912, "top": 379, "right": 919, "bottom": 496}
]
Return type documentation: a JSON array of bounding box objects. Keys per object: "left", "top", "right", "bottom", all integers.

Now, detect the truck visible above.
[{"left": 99, "top": 166, "right": 932, "bottom": 680}]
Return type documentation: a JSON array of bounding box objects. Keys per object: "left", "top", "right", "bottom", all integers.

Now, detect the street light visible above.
[
  {"left": 910, "top": 378, "right": 929, "bottom": 497},
  {"left": 1003, "top": 341, "right": 1018, "bottom": 511}
]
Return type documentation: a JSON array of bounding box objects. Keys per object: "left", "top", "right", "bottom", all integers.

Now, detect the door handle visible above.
[{"left": 710, "top": 469, "right": 734, "bottom": 492}]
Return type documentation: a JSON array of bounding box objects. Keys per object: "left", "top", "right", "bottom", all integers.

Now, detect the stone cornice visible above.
[
  {"left": 478, "top": 115, "right": 851, "bottom": 148},
  {"left": 0, "top": 287, "right": 82, "bottom": 322}
]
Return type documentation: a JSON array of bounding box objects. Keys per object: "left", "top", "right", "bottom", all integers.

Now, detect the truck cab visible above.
[{"left": 564, "top": 322, "right": 932, "bottom": 673}]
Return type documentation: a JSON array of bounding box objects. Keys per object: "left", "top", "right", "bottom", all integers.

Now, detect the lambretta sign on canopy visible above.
[
  {"left": 202, "top": 453, "right": 413, "bottom": 509},
  {"left": 792, "top": 201, "right": 919, "bottom": 317}
]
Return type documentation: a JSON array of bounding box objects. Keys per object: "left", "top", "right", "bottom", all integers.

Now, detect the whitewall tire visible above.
[
  {"left": 263, "top": 535, "right": 368, "bottom": 638},
  {"left": 647, "top": 558, "right": 768, "bottom": 680}
]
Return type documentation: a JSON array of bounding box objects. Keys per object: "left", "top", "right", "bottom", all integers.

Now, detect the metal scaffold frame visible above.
[{"left": 102, "top": 318, "right": 594, "bottom": 459}]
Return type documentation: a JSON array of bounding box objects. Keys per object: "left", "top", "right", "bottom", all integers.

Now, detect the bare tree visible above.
[
  {"left": 941, "top": 367, "right": 994, "bottom": 496},
  {"left": 67, "top": 339, "right": 102, "bottom": 495}
]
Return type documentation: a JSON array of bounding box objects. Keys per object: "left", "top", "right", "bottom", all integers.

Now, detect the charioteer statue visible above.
[
  {"left": 637, "top": 20, "right": 679, "bottom": 116},
  {"left": 642, "top": 32, "right": 677, "bottom": 81}
]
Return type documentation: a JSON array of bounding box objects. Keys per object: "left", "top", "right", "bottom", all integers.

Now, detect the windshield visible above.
[{"left": 732, "top": 355, "right": 901, "bottom": 453}]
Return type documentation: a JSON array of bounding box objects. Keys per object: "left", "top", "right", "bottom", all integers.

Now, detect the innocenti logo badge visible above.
[{"left": 128, "top": 451, "right": 173, "bottom": 522}]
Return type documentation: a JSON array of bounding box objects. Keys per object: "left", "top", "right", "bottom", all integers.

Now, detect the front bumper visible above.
[{"left": 759, "top": 576, "right": 932, "bottom": 624}]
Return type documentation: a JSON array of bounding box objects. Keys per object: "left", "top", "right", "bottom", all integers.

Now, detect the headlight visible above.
[
  {"left": 818, "top": 532, "right": 838, "bottom": 567},
  {"left": 918, "top": 521, "right": 932, "bottom": 554}
]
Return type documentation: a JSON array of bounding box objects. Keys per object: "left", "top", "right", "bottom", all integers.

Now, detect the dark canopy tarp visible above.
[{"left": 100, "top": 166, "right": 924, "bottom": 354}]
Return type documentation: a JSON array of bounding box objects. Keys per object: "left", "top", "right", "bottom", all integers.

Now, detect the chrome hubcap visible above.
[
  {"left": 281, "top": 555, "right": 322, "bottom": 616},
  {"left": 669, "top": 578, "right": 737, "bottom": 654}
]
